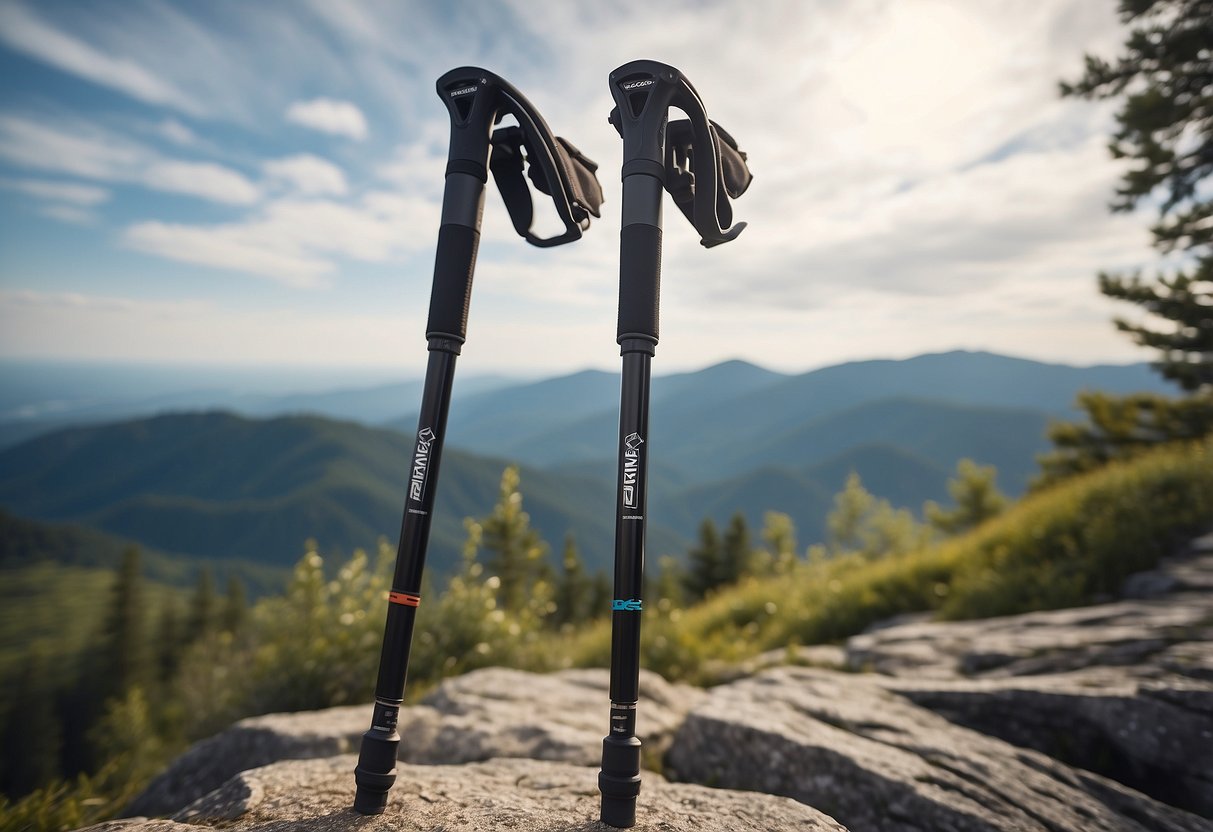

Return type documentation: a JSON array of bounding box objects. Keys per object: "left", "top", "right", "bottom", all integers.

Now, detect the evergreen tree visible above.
[
  {"left": 588, "top": 570, "right": 612, "bottom": 620},
  {"left": 154, "top": 600, "right": 183, "bottom": 684},
  {"left": 1044, "top": 0, "right": 1213, "bottom": 476},
  {"left": 480, "top": 466, "right": 548, "bottom": 613},
  {"left": 0, "top": 647, "right": 62, "bottom": 797},
  {"left": 652, "top": 555, "right": 685, "bottom": 607},
  {"left": 187, "top": 568, "right": 216, "bottom": 642},
  {"left": 925, "top": 459, "right": 1008, "bottom": 535},
  {"left": 719, "top": 512, "right": 752, "bottom": 585},
  {"left": 761, "top": 511, "right": 798, "bottom": 575},
  {"left": 221, "top": 575, "right": 247, "bottom": 634},
  {"left": 683, "top": 518, "right": 724, "bottom": 601},
  {"left": 826, "top": 473, "right": 875, "bottom": 554},
  {"left": 552, "top": 533, "right": 592, "bottom": 627},
  {"left": 826, "top": 473, "right": 929, "bottom": 558},
  {"left": 100, "top": 547, "right": 149, "bottom": 701}
]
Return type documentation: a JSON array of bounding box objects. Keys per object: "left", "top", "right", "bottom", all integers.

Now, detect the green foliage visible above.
[
  {"left": 760, "top": 511, "right": 798, "bottom": 575},
  {"left": 683, "top": 518, "right": 724, "bottom": 601},
  {"left": 174, "top": 544, "right": 390, "bottom": 739},
  {"left": 479, "top": 466, "right": 550, "bottom": 615},
  {"left": 1048, "top": 0, "right": 1213, "bottom": 474},
  {"left": 98, "top": 549, "right": 148, "bottom": 703},
  {"left": 187, "top": 569, "right": 216, "bottom": 642},
  {"left": 562, "top": 437, "right": 1213, "bottom": 681},
  {"left": 827, "top": 473, "right": 930, "bottom": 558},
  {"left": 551, "top": 534, "right": 593, "bottom": 628},
  {"left": 0, "top": 647, "right": 60, "bottom": 798},
  {"left": 1036, "top": 391, "right": 1213, "bottom": 487},
  {"left": 925, "top": 459, "right": 1008, "bottom": 534}
]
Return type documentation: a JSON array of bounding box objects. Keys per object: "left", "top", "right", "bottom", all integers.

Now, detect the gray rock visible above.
[
  {"left": 845, "top": 590, "right": 1212, "bottom": 680},
  {"left": 127, "top": 668, "right": 702, "bottom": 818},
  {"left": 873, "top": 670, "right": 1213, "bottom": 817},
  {"left": 666, "top": 666, "right": 1213, "bottom": 832},
  {"left": 88, "top": 756, "right": 848, "bottom": 832}
]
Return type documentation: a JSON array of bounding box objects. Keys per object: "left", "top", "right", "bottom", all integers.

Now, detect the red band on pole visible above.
[{"left": 388, "top": 591, "right": 421, "bottom": 608}]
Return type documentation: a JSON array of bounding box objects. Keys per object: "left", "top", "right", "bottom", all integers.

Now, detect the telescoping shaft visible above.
[
  {"left": 353, "top": 66, "right": 603, "bottom": 815},
  {"left": 599, "top": 60, "right": 751, "bottom": 828}
]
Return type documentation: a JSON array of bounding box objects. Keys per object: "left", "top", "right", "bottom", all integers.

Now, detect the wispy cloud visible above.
[
  {"left": 1, "top": 178, "right": 109, "bottom": 206},
  {"left": 264, "top": 154, "right": 349, "bottom": 197},
  {"left": 285, "top": 98, "right": 368, "bottom": 140},
  {"left": 0, "top": 114, "right": 258, "bottom": 205},
  {"left": 0, "top": 2, "right": 204, "bottom": 115},
  {"left": 122, "top": 191, "right": 438, "bottom": 287}
]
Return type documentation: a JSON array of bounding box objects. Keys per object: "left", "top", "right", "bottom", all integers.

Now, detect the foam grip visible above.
[
  {"left": 427, "top": 224, "right": 480, "bottom": 341},
  {"left": 617, "top": 224, "right": 662, "bottom": 342}
]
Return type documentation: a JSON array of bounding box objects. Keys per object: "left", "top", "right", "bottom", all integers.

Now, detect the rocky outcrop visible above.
[
  {"left": 875, "top": 671, "right": 1213, "bottom": 817},
  {"left": 127, "top": 667, "right": 703, "bottom": 818},
  {"left": 96, "top": 756, "right": 847, "bottom": 832},
  {"left": 844, "top": 550, "right": 1213, "bottom": 681},
  {"left": 832, "top": 546, "right": 1213, "bottom": 817},
  {"left": 666, "top": 666, "right": 1212, "bottom": 832}
]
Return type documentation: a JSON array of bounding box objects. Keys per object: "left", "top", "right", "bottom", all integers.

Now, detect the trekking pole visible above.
[
  {"left": 353, "top": 66, "right": 603, "bottom": 815},
  {"left": 597, "top": 60, "right": 752, "bottom": 829}
]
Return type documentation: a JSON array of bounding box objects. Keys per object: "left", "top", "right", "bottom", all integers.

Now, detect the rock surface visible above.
[
  {"left": 128, "top": 667, "right": 703, "bottom": 818},
  {"left": 875, "top": 670, "right": 1213, "bottom": 817},
  {"left": 666, "top": 666, "right": 1213, "bottom": 832},
  {"left": 96, "top": 756, "right": 847, "bottom": 832},
  {"left": 844, "top": 551, "right": 1213, "bottom": 680}
]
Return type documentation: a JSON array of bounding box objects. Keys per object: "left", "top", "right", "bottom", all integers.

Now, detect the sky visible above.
[{"left": 0, "top": 0, "right": 1166, "bottom": 376}]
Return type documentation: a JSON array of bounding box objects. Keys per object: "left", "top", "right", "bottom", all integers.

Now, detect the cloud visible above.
[
  {"left": 0, "top": 289, "right": 422, "bottom": 367},
  {"left": 0, "top": 2, "right": 203, "bottom": 115},
  {"left": 142, "top": 160, "right": 259, "bottom": 205},
  {"left": 157, "top": 119, "right": 197, "bottom": 146},
  {"left": 0, "top": 178, "right": 110, "bottom": 206},
  {"left": 264, "top": 154, "right": 349, "bottom": 196},
  {"left": 285, "top": 98, "right": 368, "bottom": 140},
  {"left": 0, "top": 114, "right": 259, "bottom": 205},
  {"left": 121, "top": 190, "right": 438, "bottom": 287}
]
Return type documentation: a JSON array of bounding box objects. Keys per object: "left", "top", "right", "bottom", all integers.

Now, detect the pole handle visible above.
[{"left": 426, "top": 222, "right": 480, "bottom": 343}]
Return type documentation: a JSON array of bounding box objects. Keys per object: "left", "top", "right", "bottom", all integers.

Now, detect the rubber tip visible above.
[
  {"left": 352, "top": 785, "right": 388, "bottom": 816},
  {"left": 600, "top": 794, "right": 637, "bottom": 828},
  {"left": 352, "top": 727, "right": 399, "bottom": 815}
]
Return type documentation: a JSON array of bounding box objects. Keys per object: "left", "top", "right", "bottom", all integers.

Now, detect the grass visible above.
[{"left": 541, "top": 436, "right": 1213, "bottom": 683}]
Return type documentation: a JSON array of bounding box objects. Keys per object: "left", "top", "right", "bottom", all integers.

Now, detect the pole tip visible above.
[
  {"left": 352, "top": 786, "right": 389, "bottom": 816},
  {"left": 600, "top": 794, "right": 637, "bottom": 828}
]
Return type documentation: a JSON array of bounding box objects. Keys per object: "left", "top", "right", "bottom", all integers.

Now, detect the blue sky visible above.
[{"left": 0, "top": 0, "right": 1163, "bottom": 375}]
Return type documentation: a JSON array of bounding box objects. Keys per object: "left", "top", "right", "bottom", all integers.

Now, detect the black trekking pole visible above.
[
  {"left": 352, "top": 67, "right": 603, "bottom": 815},
  {"left": 597, "top": 60, "right": 752, "bottom": 829}
]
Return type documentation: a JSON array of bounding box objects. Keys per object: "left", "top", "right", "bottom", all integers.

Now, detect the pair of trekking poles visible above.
[{"left": 351, "top": 60, "right": 751, "bottom": 828}]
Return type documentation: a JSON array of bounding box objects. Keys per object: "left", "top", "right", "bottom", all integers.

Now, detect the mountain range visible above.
[{"left": 0, "top": 351, "right": 1173, "bottom": 579}]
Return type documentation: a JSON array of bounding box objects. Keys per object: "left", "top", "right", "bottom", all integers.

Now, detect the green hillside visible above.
[{"left": 0, "top": 413, "right": 683, "bottom": 575}]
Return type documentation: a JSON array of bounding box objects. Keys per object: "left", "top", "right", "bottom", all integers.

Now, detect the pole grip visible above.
[
  {"left": 617, "top": 223, "right": 662, "bottom": 343},
  {"left": 426, "top": 223, "right": 480, "bottom": 343}
]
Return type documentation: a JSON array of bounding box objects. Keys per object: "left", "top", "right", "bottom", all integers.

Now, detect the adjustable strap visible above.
[
  {"left": 490, "top": 128, "right": 533, "bottom": 238},
  {"left": 665, "top": 119, "right": 752, "bottom": 231},
  {"left": 489, "top": 126, "right": 604, "bottom": 244}
]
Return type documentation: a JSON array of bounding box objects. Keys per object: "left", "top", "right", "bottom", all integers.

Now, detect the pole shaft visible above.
[{"left": 600, "top": 168, "right": 663, "bottom": 829}]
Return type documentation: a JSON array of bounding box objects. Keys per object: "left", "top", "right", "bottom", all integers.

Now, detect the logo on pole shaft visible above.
[
  {"left": 409, "top": 427, "right": 436, "bottom": 502},
  {"left": 612, "top": 599, "right": 642, "bottom": 611},
  {"left": 621, "top": 432, "right": 644, "bottom": 509}
]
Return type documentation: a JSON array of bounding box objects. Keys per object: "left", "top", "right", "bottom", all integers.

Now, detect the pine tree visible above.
[
  {"left": 925, "top": 459, "right": 1008, "bottom": 534},
  {"left": 154, "top": 600, "right": 183, "bottom": 684},
  {"left": 683, "top": 518, "right": 723, "bottom": 601},
  {"left": 0, "top": 647, "right": 62, "bottom": 797},
  {"left": 1044, "top": 0, "right": 1213, "bottom": 476},
  {"left": 481, "top": 466, "right": 548, "bottom": 613},
  {"left": 100, "top": 547, "right": 149, "bottom": 702},
  {"left": 221, "top": 575, "right": 247, "bottom": 634},
  {"left": 187, "top": 568, "right": 216, "bottom": 642},
  {"left": 719, "top": 512, "right": 752, "bottom": 585},
  {"left": 761, "top": 511, "right": 798, "bottom": 574},
  {"left": 826, "top": 473, "right": 875, "bottom": 554},
  {"left": 588, "top": 570, "right": 613, "bottom": 619},
  {"left": 552, "top": 533, "right": 592, "bottom": 626}
]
